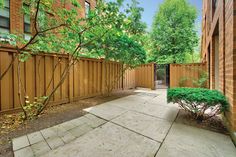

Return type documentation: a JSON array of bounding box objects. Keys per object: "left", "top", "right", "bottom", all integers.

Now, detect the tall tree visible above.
[{"left": 150, "top": 0, "right": 198, "bottom": 64}]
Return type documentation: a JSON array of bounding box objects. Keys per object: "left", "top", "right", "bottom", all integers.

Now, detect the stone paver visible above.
[
  {"left": 27, "top": 131, "right": 44, "bottom": 145},
  {"left": 60, "top": 132, "right": 76, "bottom": 143},
  {"left": 12, "top": 113, "right": 106, "bottom": 157},
  {"left": 112, "top": 111, "right": 172, "bottom": 142},
  {"left": 46, "top": 136, "right": 64, "bottom": 149},
  {"left": 31, "top": 141, "right": 51, "bottom": 156},
  {"left": 14, "top": 146, "right": 34, "bottom": 157},
  {"left": 84, "top": 104, "right": 127, "bottom": 120},
  {"left": 84, "top": 114, "right": 107, "bottom": 128},
  {"left": 40, "top": 127, "right": 58, "bottom": 139},
  {"left": 42, "top": 122, "right": 160, "bottom": 157},
  {"left": 12, "top": 135, "right": 30, "bottom": 151},
  {"left": 69, "top": 123, "right": 93, "bottom": 138},
  {"left": 133, "top": 102, "right": 179, "bottom": 121},
  {"left": 156, "top": 123, "right": 236, "bottom": 157}
]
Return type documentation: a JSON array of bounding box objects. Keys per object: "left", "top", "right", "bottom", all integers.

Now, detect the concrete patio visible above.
[{"left": 12, "top": 89, "right": 236, "bottom": 157}]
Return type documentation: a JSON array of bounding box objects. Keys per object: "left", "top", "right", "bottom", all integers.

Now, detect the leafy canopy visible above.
[
  {"left": 85, "top": 0, "right": 147, "bottom": 67},
  {"left": 150, "top": 0, "right": 198, "bottom": 64}
]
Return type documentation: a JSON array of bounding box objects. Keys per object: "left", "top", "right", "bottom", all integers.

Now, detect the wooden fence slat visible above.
[
  {"left": 0, "top": 50, "right": 156, "bottom": 113},
  {"left": 169, "top": 63, "right": 207, "bottom": 88}
]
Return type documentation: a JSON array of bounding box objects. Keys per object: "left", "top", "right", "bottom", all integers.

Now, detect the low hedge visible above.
[{"left": 167, "top": 88, "right": 229, "bottom": 121}]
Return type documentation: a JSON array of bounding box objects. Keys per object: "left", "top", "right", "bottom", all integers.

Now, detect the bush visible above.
[{"left": 167, "top": 88, "right": 229, "bottom": 121}]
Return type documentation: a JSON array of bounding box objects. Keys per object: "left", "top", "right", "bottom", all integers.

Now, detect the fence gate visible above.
[{"left": 155, "top": 64, "right": 170, "bottom": 89}]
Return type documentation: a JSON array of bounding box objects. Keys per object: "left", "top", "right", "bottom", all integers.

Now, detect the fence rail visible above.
[
  {"left": 169, "top": 63, "right": 207, "bottom": 88},
  {"left": 0, "top": 49, "right": 155, "bottom": 113}
]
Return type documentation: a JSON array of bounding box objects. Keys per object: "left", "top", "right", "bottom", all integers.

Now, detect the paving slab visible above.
[
  {"left": 112, "top": 111, "right": 172, "bottom": 142},
  {"left": 27, "top": 131, "right": 44, "bottom": 145},
  {"left": 12, "top": 135, "right": 30, "bottom": 151},
  {"left": 14, "top": 146, "right": 34, "bottom": 157},
  {"left": 69, "top": 123, "right": 93, "bottom": 138},
  {"left": 156, "top": 123, "right": 236, "bottom": 157},
  {"left": 60, "top": 121, "right": 77, "bottom": 131},
  {"left": 84, "top": 114, "right": 107, "bottom": 128},
  {"left": 84, "top": 104, "right": 127, "bottom": 120},
  {"left": 60, "top": 132, "right": 76, "bottom": 144},
  {"left": 42, "top": 122, "right": 160, "bottom": 157},
  {"left": 31, "top": 141, "right": 51, "bottom": 156},
  {"left": 69, "top": 116, "right": 88, "bottom": 127},
  {"left": 102, "top": 96, "right": 144, "bottom": 108},
  {"left": 46, "top": 136, "right": 64, "bottom": 149},
  {"left": 40, "top": 127, "right": 58, "bottom": 139},
  {"left": 132, "top": 102, "right": 179, "bottom": 122}
]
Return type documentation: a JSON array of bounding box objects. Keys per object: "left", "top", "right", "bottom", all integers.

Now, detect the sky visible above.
[{"left": 115, "top": 0, "right": 203, "bottom": 34}]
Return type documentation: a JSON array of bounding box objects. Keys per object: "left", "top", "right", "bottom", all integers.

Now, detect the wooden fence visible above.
[
  {"left": 135, "top": 63, "right": 155, "bottom": 89},
  {"left": 169, "top": 63, "right": 207, "bottom": 88},
  {"left": 0, "top": 49, "right": 154, "bottom": 113}
]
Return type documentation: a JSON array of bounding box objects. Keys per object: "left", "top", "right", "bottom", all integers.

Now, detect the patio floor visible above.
[{"left": 12, "top": 89, "right": 236, "bottom": 157}]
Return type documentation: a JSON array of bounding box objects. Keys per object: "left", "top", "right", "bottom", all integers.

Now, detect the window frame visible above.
[
  {"left": 23, "top": 4, "right": 31, "bottom": 34},
  {"left": 0, "top": 0, "right": 10, "bottom": 33}
]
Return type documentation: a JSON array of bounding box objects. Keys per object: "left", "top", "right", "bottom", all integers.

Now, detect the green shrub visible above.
[{"left": 167, "top": 88, "right": 229, "bottom": 121}]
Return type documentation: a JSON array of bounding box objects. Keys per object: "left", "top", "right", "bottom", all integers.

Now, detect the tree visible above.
[
  {"left": 150, "top": 0, "right": 198, "bottom": 64},
  {"left": 0, "top": 0, "right": 146, "bottom": 119},
  {"left": 86, "top": 0, "right": 147, "bottom": 93}
]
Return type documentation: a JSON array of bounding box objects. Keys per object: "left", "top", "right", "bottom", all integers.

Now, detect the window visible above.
[
  {"left": 24, "top": 4, "right": 31, "bottom": 40},
  {"left": 85, "top": 1, "right": 90, "bottom": 18},
  {"left": 0, "top": 0, "right": 10, "bottom": 33}
]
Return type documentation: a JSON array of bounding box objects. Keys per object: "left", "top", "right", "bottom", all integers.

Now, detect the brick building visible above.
[
  {"left": 201, "top": 0, "right": 236, "bottom": 140},
  {"left": 0, "top": 0, "right": 96, "bottom": 38}
]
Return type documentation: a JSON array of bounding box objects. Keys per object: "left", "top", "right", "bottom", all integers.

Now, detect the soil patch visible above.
[
  {"left": 0, "top": 89, "right": 135, "bottom": 157},
  {"left": 175, "top": 109, "right": 228, "bottom": 134}
]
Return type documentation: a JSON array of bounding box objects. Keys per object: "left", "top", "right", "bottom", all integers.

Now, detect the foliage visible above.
[
  {"left": 178, "top": 69, "right": 208, "bottom": 88},
  {"left": 193, "top": 72, "right": 208, "bottom": 88},
  {"left": 0, "top": 0, "right": 147, "bottom": 119},
  {"left": 167, "top": 88, "right": 229, "bottom": 121},
  {"left": 178, "top": 77, "right": 188, "bottom": 87},
  {"left": 23, "top": 96, "right": 48, "bottom": 119},
  {"left": 125, "top": 0, "right": 146, "bottom": 36},
  {"left": 150, "top": 0, "right": 198, "bottom": 64},
  {"left": 85, "top": 0, "right": 147, "bottom": 93},
  {"left": 184, "top": 52, "right": 201, "bottom": 63}
]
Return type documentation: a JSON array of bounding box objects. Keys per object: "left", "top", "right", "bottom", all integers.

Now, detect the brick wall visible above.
[
  {"left": 5, "top": 0, "right": 96, "bottom": 35},
  {"left": 201, "top": 0, "right": 236, "bottom": 132}
]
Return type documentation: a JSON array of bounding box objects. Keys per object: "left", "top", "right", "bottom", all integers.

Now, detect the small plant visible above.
[
  {"left": 21, "top": 96, "right": 48, "bottom": 120},
  {"left": 178, "top": 77, "right": 188, "bottom": 87},
  {"left": 193, "top": 71, "right": 208, "bottom": 88},
  {"left": 167, "top": 88, "right": 229, "bottom": 121}
]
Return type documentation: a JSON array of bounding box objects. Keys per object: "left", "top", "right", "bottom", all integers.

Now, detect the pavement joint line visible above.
[
  {"left": 40, "top": 129, "right": 53, "bottom": 150},
  {"left": 86, "top": 110, "right": 164, "bottom": 143},
  {"left": 86, "top": 109, "right": 130, "bottom": 122},
  {"left": 110, "top": 119, "right": 163, "bottom": 144},
  {"left": 154, "top": 108, "right": 180, "bottom": 156},
  {"left": 116, "top": 106, "right": 176, "bottom": 122}
]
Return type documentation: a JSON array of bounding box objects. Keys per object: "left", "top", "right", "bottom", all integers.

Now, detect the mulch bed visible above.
[
  {"left": 0, "top": 90, "right": 135, "bottom": 157},
  {"left": 175, "top": 109, "right": 229, "bottom": 134}
]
